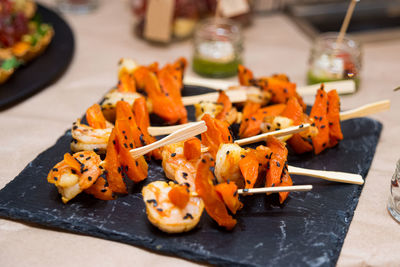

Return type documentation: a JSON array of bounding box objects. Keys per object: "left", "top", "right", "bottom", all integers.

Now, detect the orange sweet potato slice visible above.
[
  {"left": 201, "top": 114, "right": 233, "bottom": 159},
  {"left": 327, "top": 90, "right": 343, "bottom": 147},
  {"left": 104, "top": 129, "right": 127, "bottom": 194},
  {"left": 239, "top": 153, "right": 259, "bottom": 189},
  {"left": 133, "top": 97, "right": 162, "bottom": 160},
  {"left": 239, "top": 104, "right": 286, "bottom": 138},
  {"left": 86, "top": 103, "right": 107, "bottom": 129},
  {"left": 282, "top": 97, "right": 313, "bottom": 154},
  {"left": 215, "top": 182, "right": 243, "bottom": 214},
  {"left": 184, "top": 137, "right": 202, "bottom": 161},
  {"left": 84, "top": 173, "right": 115, "bottom": 201},
  {"left": 310, "top": 86, "right": 330, "bottom": 154},
  {"left": 168, "top": 184, "right": 190, "bottom": 209},
  {"left": 118, "top": 73, "right": 136, "bottom": 93},
  {"left": 215, "top": 91, "right": 232, "bottom": 121},
  {"left": 277, "top": 166, "right": 293, "bottom": 204},
  {"left": 195, "top": 157, "right": 237, "bottom": 230},
  {"left": 238, "top": 65, "right": 254, "bottom": 86},
  {"left": 115, "top": 119, "right": 148, "bottom": 182},
  {"left": 265, "top": 136, "right": 287, "bottom": 189}
]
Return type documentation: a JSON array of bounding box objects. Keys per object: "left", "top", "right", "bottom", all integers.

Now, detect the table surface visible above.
[{"left": 1, "top": 1, "right": 399, "bottom": 266}]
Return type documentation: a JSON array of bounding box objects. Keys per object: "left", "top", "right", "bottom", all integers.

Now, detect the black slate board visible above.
[
  {"left": 0, "top": 4, "right": 74, "bottom": 109},
  {"left": 0, "top": 86, "right": 382, "bottom": 266}
]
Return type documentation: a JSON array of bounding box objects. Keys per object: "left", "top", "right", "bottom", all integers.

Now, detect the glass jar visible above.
[
  {"left": 192, "top": 18, "right": 243, "bottom": 78},
  {"left": 307, "top": 32, "right": 362, "bottom": 90},
  {"left": 388, "top": 159, "right": 400, "bottom": 222}
]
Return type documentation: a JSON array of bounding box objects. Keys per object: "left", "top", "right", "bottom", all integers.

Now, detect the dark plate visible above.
[
  {"left": 0, "top": 4, "right": 74, "bottom": 109},
  {"left": 0, "top": 86, "right": 382, "bottom": 266}
]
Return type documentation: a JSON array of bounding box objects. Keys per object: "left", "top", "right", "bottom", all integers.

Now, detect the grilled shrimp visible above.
[
  {"left": 142, "top": 181, "right": 204, "bottom": 233},
  {"left": 214, "top": 143, "right": 247, "bottom": 187},
  {"left": 194, "top": 101, "right": 239, "bottom": 125},
  {"left": 70, "top": 120, "right": 112, "bottom": 154},
  {"left": 101, "top": 89, "right": 146, "bottom": 122},
  {"left": 161, "top": 142, "right": 197, "bottom": 190},
  {"left": 47, "top": 151, "right": 102, "bottom": 203}
]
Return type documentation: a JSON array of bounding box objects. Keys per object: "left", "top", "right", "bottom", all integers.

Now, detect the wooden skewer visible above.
[
  {"left": 287, "top": 165, "right": 364, "bottom": 185},
  {"left": 183, "top": 76, "right": 356, "bottom": 95},
  {"left": 181, "top": 87, "right": 260, "bottom": 106},
  {"left": 234, "top": 123, "right": 310, "bottom": 146},
  {"left": 191, "top": 185, "right": 313, "bottom": 197},
  {"left": 336, "top": 0, "right": 359, "bottom": 47},
  {"left": 148, "top": 99, "right": 390, "bottom": 136},
  {"left": 129, "top": 121, "right": 207, "bottom": 159},
  {"left": 148, "top": 122, "right": 198, "bottom": 136},
  {"left": 339, "top": 100, "right": 390, "bottom": 121}
]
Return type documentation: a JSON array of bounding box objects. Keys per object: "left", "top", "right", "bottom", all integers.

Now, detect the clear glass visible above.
[
  {"left": 56, "top": 0, "right": 99, "bottom": 14},
  {"left": 192, "top": 18, "right": 243, "bottom": 78},
  {"left": 388, "top": 159, "right": 400, "bottom": 222},
  {"left": 307, "top": 32, "right": 362, "bottom": 90}
]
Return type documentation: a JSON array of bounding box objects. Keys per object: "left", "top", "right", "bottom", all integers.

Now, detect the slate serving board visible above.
[{"left": 0, "top": 86, "right": 382, "bottom": 266}]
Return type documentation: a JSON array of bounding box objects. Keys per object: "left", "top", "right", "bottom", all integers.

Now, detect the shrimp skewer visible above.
[{"left": 142, "top": 181, "right": 204, "bottom": 233}]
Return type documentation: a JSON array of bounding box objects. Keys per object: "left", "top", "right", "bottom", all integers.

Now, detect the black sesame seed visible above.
[
  {"left": 320, "top": 125, "right": 326, "bottom": 129},
  {"left": 277, "top": 122, "right": 281, "bottom": 127},
  {"left": 130, "top": 143, "right": 133, "bottom": 149},
  {"left": 323, "top": 143, "right": 326, "bottom": 147},
  {"left": 124, "top": 143, "right": 128, "bottom": 149},
  {"left": 101, "top": 189, "right": 107, "bottom": 193},
  {"left": 82, "top": 168, "right": 88, "bottom": 173},
  {"left": 210, "top": 158, "right": 214, "bottom": 161},
  {"left": 299, "top": 124, "right": 303, "bottom": 128},
  {"left": 71, "top": 169, "right": 76, "bottom": 174},
  {"left": 79, "top": 154, "right": 84, "bottom": 157},
  {"left": 72, "top": 125, "right": 78, "bottom": 130},
  {"left": 277, "top": 162, "right": 281, "bottom": 167},
  {"left": 251, "top": 117, "right": 256, "bottom": 121},
  {"left": 171, "top": 153, "right": 176, "bottom": 157},
  {"left": 54, "top": 177, "right": 58, "bottom": 181},
  {"left": 118, "top": 167, "right": 122, "bottom": 173},
  {"left": 182, "top": 172, "right": 188, "bottom": 178},
  {"left": 157, "top": 208, "right": 163, "bottom": 212},
  {"left": 128, "top": 116, "right": 132, "bottom": 120},
  {"left": 184, "top": 182, "right": 191, "bottom": 188},
  {"left": 245, "top": 118, "right": 249, "bottom": 122},
  {"left": 124, "top": 135, "right": 128, "bottom": 140},
  {"left": 125, "top": 166, "right": 129, "bottom": 172},
  {"left": 271, "top": 183, "right": 275, "bottom": 187},
  {"left": 329, "top": 122, "right": 333, "bottom": 126},
  {"left": 52, "top": 168, "right": 58, "bottom": 172},
  {"left": 113, "top": 140, "right": 116, "bottom": 145},
  {"left": 226, "top": 151, "right": 230, "bottom": 155},
  {"left": 183, "top": 213, "right": 193, "bottom": 220},
  {"left": 241, "top": 154, "right": 245, "bottom": 158},
  {"left": 233, "top": 191, "right": 237, "bottom": 196},
  {"left": 88, "top": 176, "right": 92, "bottom": 181},
  {"left": 86, "top": 156, "right": 91, "bottom": 160},
  {"left": 246, "top": 180, "right": 251, "bottom": 184},
  {"left": 94, "top": 148, "right": 99, "bottom": 153},
  {"left": 135, "top": 161, "right": 139, "bottom": 166},
  {"left": 147, "top": 199, "right": 157, "bottom": 206},
  {"left": 319, "top": 116, "right": 323, "bottom": 121},
  {"left": 122, "top": 130, "right": 126, "bottom": 134},
  {"left": 267, "top": 162, "right": 270, "bottom": 169},
  {"left": 201, "top": 159, "right": 206, "bottom": 163}
]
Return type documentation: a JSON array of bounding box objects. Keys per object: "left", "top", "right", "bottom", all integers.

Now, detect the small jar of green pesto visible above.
[
  {"left": 307, "top": 33, "right": 362, "bottom": 91},
  {"left": 192, "top": 18, "right": 243, "bottom": 78}
]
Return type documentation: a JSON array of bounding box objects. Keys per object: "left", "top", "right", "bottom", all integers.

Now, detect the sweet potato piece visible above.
[
  {"left": 238, "top": 64, "right": 254, "bottom": 86},
  {"left": 282, "top": 97, "right": 313, "bottom": 154},
  {"left": 84, "top": 174, "right": 115, "bottom": 200},
  {"left": 195, "top": 157, "right": 237, "bottom": 230},
  {"left": 239, "top": 104, "right": 286, "bottom": 138},
  {"left": 104, "top": 129, "right": 127, "bottom": 194},
  {"left": 115, "top": 101, "right": 143, "bottom": 148},
  {"left": 277, "top": 166, "right": 293, "bottom": 204},
  {"left": 201, "top": 114, "right": 233, "bottom": 159},
  {"left": 133, "top": 97, "right": 162, "bottom": 160},
  {"left": 184, "top": 137, "right": 202, "bottom": 161},
  {"left": 168, "top": 184, "right": 190, "bottom": 209},
  {"left": 239, "top": 153, "right": 259, "bottom": 189},
  {"left": 310, "top": 86, "right": 330, "bottom": 154},
  {"left": 118, "top": 73, "right": 136, "bottom": 93},
  {"left": 115, "top": 119, "right": 148, "bottom": 182},
  {"left": 143, "top": 71, "right": 182, "bottom": 124},
  {"left": 327, "top": 90, "right": 343, "bottom": 147},
  {"left": 215, "top": 91, "right": 232, "bottom": 121},
  {"left": 215, "top": 182, "right": 243, "bottom": 214},
  {"left": 86, "top": 103, "right": 107, "bottom": 129},
  {"left": 265, "top": 136, "right": 287, "bottom": 189}
]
